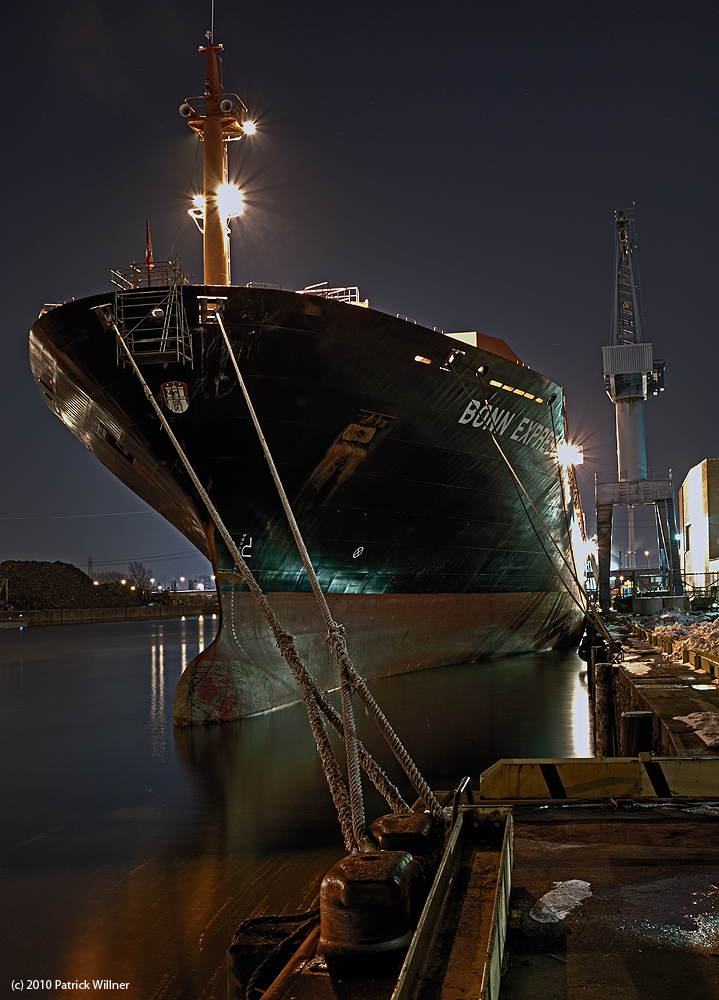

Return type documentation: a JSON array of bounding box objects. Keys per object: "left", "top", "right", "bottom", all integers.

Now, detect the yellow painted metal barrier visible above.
[{"left": 479, "top": 757, "right": 719, "bottom": 800}]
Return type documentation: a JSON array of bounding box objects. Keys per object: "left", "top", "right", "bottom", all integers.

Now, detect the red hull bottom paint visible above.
[{"left": 173, "top": 583, "right": 581, "bottom": 724}]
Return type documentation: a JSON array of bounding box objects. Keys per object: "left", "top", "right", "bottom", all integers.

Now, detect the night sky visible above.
[{"left": 2, "top": 0, "right": 717, "bottom": 583}]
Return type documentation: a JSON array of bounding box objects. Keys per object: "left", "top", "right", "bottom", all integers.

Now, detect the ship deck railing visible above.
[
  {"left": 595, "top": 469, "right": 671, "bottom": 484},
  {"left": 110, "top": 261, "right": 193, "bottom": 366},
  {"left": 111, "top": 260, "right": 191, "bottom": 291},
  {"left": 299, "top": 282, "right": 367, "bottom": 305}
]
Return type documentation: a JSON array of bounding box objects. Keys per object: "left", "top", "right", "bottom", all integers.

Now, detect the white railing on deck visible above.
[
  {"left": 111, "top": 260, "right": 190, "bottom": 290},
  {"left": 299, "top": 282, "right": 367, "bottom": 306}
]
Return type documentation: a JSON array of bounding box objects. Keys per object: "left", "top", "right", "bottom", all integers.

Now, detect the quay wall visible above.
[
  {"left": 594, "top": 624, "right": 719, "bottom": 757},
  {"left": 0, "top": 602, "right": 218, "bottom": 627}
]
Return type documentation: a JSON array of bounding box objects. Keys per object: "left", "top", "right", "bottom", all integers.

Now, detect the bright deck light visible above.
[
  {"left": 188, "top": 194, "right": 205, "bottom": 232},
  {"left": 243, "top": 120, "right": 256, "bottom": 135},
  {"left": 217, "top": 182, "right": 244, "bottom": 220},
  {"left": 556, "top": 442, "right": 584, "bottom": 466}
]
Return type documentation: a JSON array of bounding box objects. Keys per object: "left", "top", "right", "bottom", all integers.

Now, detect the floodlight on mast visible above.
[{"left": 179, "top": 40, "right": 255, "bottom": 284}]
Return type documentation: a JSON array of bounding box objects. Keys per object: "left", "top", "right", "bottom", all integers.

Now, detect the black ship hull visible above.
[{"left": 29, "top": 283, "right": 585, "bottom": 722}]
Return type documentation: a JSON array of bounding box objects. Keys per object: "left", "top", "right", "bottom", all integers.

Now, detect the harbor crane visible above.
[{"left": 596, "top": 208, "right": 683, "bottom": 609}]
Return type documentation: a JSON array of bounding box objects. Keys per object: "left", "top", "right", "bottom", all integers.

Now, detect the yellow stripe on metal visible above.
[{"left": 478, "top": 757, "right": 719, "bottom": 800}]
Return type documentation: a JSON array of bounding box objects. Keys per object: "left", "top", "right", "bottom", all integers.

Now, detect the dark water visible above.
[{"left": 0, "top": 617, "right": 589, "bottom": 998}]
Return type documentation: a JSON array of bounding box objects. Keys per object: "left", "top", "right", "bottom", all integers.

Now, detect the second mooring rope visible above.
[
  {"left": 104, "top": 303, "right": 434, "bottom": 851},
  {"left": 216, "top": 311, "right": 443, "bottom": 821}
]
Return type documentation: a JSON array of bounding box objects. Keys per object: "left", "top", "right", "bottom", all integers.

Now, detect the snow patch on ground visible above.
[
  {"left": 645, "top": 612, "right": 719, "bottom": 661},
  {"left": 673, "top": 712, "right": 719, "bottom": 749},
  {"left": 529, "top": 879, "right": 593, "bottom": 923}
]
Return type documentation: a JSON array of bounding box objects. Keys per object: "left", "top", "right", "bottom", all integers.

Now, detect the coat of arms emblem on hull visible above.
[{"left": 161, "top": 381, "right": 190, "bottom": 413}]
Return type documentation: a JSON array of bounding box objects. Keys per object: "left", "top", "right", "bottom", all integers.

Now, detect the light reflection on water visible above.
[
  {"left": 155, "top": 617, "right": 208, "bottom": 760},
  {"left": 0, "top": 620, "right": 589, "bottom": 998},
  {"left": 150, "top": 633, "right": 165, "bottom": 760},
  {"left": 572, "top": 669, "right": 591, "bottom": 756}
]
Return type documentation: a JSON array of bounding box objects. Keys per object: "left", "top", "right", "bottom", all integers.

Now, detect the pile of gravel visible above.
[{"left": 0, "top": 560, "right": 137, "bottom": 610}]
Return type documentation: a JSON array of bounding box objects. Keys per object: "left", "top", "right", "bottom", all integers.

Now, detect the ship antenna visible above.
[{"left": 210, "top": 0, "right": 214, "bottom": 43}]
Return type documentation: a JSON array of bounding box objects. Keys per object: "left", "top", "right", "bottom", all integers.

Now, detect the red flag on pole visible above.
[{"left": 145, "top": 220, "right": 154, "bottom": 268}]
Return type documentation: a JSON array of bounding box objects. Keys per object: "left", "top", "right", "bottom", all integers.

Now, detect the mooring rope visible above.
[
  {"left": 328, "top": 620, "right": 444, "bottom": 816},
  {"left": 546, "top": 403, "right": 615, "bottom": 649},
  {"left": 104, "top": 306, "right": 412, "bottom": 849},
  {"left": 548, "top": 402, "right": 583, "bottom": 601},
  {"left": 451, "top": 363, "right": 616, "bottom": 650},
  {"left": 216, "top": 312, "right": 444, "bottom": 821},
  {"left": 215, "top": 313, "right": 369, "bottom": 843},
  {"left": 446, "top": 361, "right": 617, "bottom": 649},
  {"left": 106, "top": 309, "right": 357, "bottom": 848},
  {"left": 242, "top": 908, "right": 321, "bottom": 1000},
  {"left": 293, "top": 672, "right": 409, "bottom": 813},
  {"left": 447, "top": 363, "right": 586, "bottom": 603}
]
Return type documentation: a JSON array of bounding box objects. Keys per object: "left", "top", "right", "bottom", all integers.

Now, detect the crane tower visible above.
[{"left": 595, "top": 208, "right": 682, "bottom": 609}]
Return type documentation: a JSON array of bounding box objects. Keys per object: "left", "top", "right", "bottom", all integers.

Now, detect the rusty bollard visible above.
[
  {"left": 319, "top": 850, "right": 420, "bottom": 958},
  {"left": 620, "top": 710, "right": 654, "bottom": 756},
  {"left": 593, "top": 661, "right": 615, "bottom": 756}
]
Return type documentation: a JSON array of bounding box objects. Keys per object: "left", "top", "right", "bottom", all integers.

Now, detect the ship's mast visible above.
[
  {"left": 201, "top": 43, "right": 229, "bottom": 285},
  {"left": 180, "top": 37, "right": 254, "bottom": 285}
]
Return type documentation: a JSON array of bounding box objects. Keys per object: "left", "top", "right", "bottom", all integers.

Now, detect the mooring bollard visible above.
[
  {"left": 593, "top": 661, "right": 615, "bottom": 756},
  {"left": 620, "top": 710, "right": 654, "bottom": 756},
  {"left": 589, "top": 645, "right": 604, "bottom": 698},
  {"left": 319, "top": 850, "right": 420, "bottom": 958}
]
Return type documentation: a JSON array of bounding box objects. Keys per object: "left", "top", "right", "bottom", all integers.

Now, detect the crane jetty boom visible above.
[
  {"left": 595, "top": 208, "right": 682, "bottom": 610},
  {"left": 603, "top": 207, "right": 664, "bottom": 481}
]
